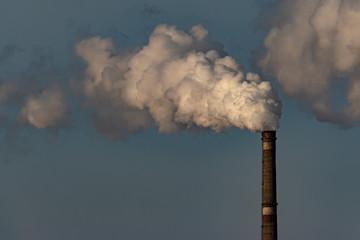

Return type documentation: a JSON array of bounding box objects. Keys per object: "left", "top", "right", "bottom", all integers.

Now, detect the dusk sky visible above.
[{"left": 1, "top": 0, "right": 360, "bottom": 239}]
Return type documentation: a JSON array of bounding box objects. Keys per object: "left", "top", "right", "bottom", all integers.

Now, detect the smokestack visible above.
[{"left": 261, "top": 131, "right": 278, "bottom": 240}]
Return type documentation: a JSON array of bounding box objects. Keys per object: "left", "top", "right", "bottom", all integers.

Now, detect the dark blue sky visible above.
[{"left": 1, "top": 0, "right": 360, "bottom": 239}]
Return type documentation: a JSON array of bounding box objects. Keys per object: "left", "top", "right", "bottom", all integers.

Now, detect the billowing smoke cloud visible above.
[
  {"left": 259, "top": 0, "right": 360, "bottom": 126},
  {"left": 17, "top": 87, "right": 68, "bottom": 129},
  {"left": 75, "top": 24, "right": 281, "bottom": 140}
]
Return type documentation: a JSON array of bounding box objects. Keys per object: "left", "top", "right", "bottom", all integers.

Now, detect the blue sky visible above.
[{"left": 1, "top": 0, "right": 360, "bottom": 239}]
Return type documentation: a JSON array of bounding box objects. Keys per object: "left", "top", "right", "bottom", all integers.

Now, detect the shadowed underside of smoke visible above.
[
  {"left": 259, "top": 0, "right": 360, "bottom": 127},
  {"left": 75, "top": 24, "right": 282, "bottom": 140}
]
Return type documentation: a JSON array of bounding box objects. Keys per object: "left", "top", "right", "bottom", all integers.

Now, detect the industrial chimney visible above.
[{"left": 261, "top": 131, "right": 278, "bottom": 240}]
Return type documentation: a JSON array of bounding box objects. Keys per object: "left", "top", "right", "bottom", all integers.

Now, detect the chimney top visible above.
[{"left": 262, "top": 131, "right": 277, "bottom": 141}]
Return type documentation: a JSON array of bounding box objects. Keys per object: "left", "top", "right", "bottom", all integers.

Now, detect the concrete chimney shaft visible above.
[{"left": 261, "top": 131, "right": 278, "bottom": 240}]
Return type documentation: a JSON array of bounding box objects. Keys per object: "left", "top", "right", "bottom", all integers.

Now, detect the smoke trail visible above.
[
  {"left": 259, "top": 0, "right": 360, "bottom": 126},
  {"left": 0, "top": 45, "right": 21, "bottom": 65},
  {"left": 0, "top": 82, "right": 18, "bottom": 110},
  {"left": 0, "top": 46, "right": 69, "bottom": 130},
  {"left": 16, "top": 87, "right": 68, "bottom": 129},
  {"left": 75, "top": 24, "right": 282, "bottom": 140}
]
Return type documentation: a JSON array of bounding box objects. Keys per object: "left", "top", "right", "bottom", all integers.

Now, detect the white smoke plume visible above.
[
  {"left": 75, "top": 24, "right": 282, "bottom": 140},
  {"left": 17, "top": 87, "right": 68, "bottom": 129},
  {"left": 259, "top": 0, "right": 360, "bottom": 126}
]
